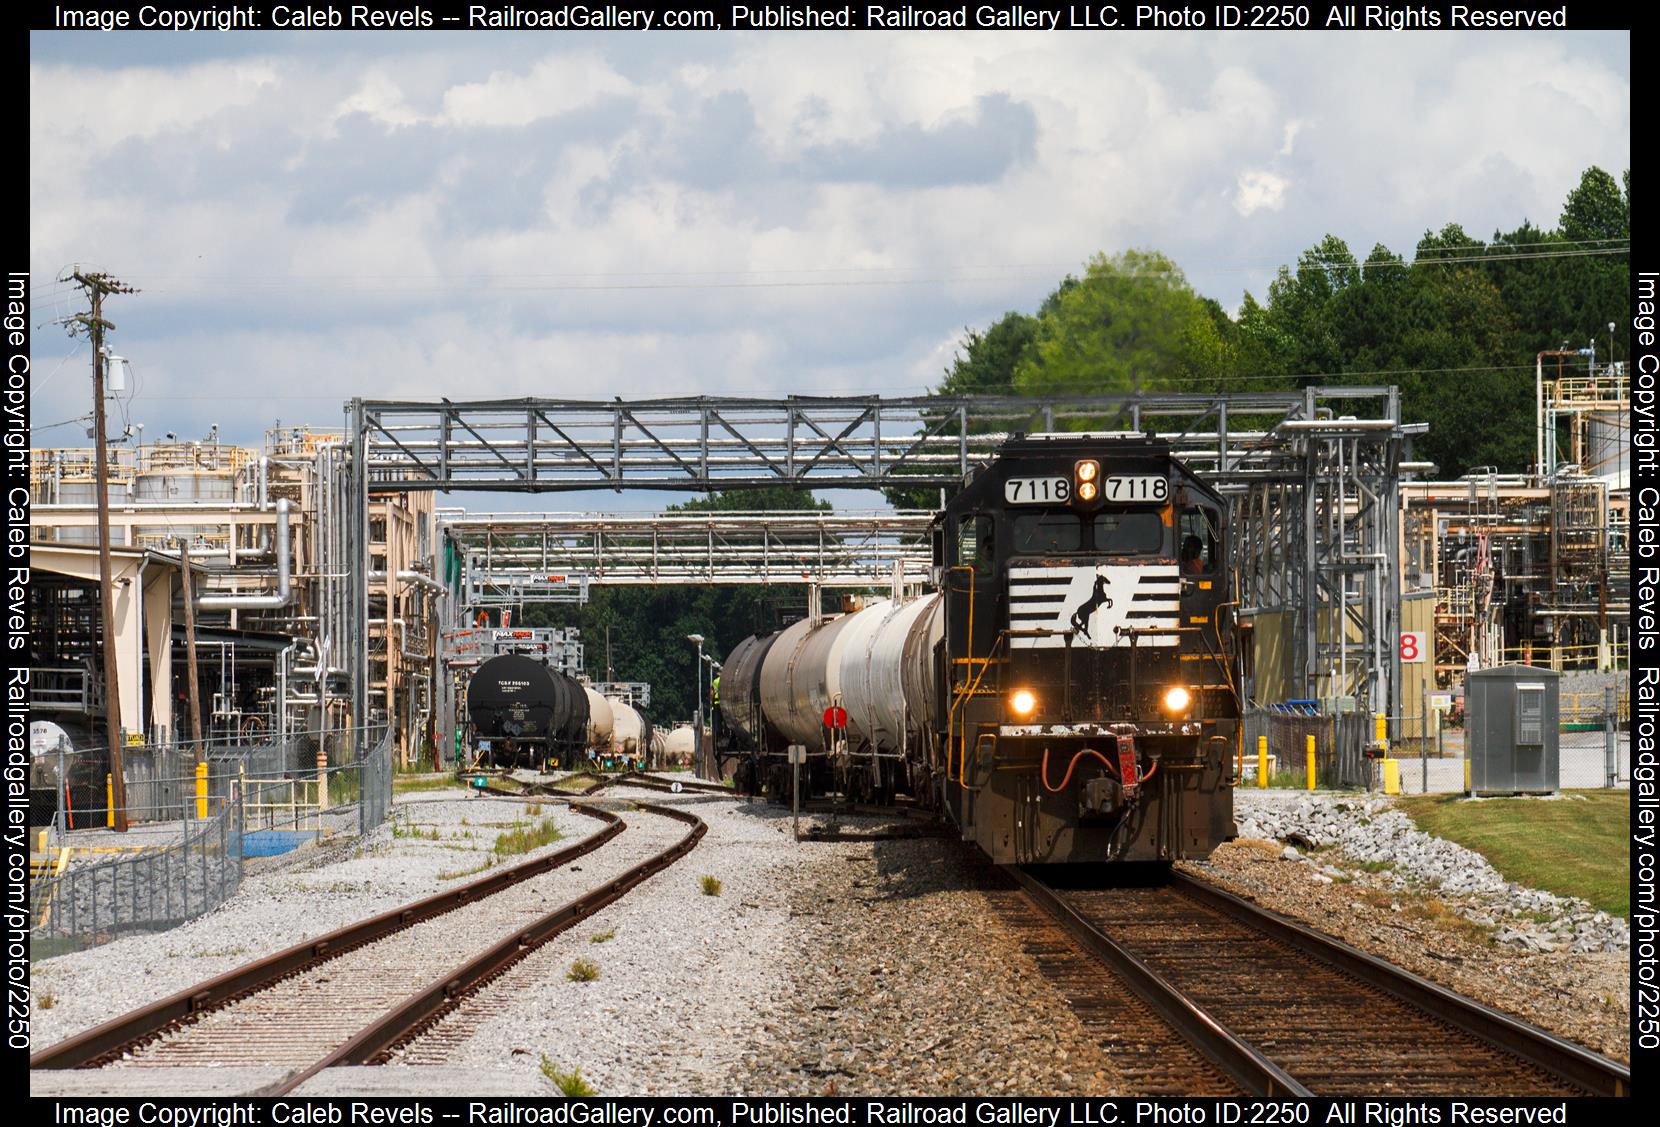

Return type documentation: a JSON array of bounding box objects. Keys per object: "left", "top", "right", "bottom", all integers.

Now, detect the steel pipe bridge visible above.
[
  {"left": 443, "top": 510, "right": 935, "bottom": 600},
  {"left": 338, "top": 388, "right": 1428, "bottom": 758}
]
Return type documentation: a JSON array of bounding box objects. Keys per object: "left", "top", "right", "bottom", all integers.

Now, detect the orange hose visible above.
[
  {"left": 1039, "top": 746, "right": 1158, "bottom": 792},
  {"left": 1040, "top": 746, "right": 1117, "bottom": 793}
]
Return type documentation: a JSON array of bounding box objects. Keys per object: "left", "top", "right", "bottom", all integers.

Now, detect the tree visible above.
[{"left": 1012, "top": 250, "right": 1223, "bottom": 395}]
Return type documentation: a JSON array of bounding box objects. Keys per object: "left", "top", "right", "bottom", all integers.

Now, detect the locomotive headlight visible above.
[
  {"left": 1162, "top": 686, "right": 1192, "bottom": 714},
  {"left": 1010, "top": 689, "right": 1038, "bottom": 717},
  {"left": 1074, "top": 459, "right": 1100, "bottom": 503}
]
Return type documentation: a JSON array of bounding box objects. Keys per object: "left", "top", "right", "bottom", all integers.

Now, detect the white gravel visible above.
[
  {"left": 1233, "top": 790, "right": 1629, "bottom": 953},
  {"left": 31, "top": 790, "right": 601, "bottom": 1052},
  {"left": 354, "top": 786, "right": 797, "bottom": 1096}
]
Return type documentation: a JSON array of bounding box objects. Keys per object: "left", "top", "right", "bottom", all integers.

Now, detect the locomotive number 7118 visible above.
[
  {"left": 1003, "top": 476, "right": 1071, "bottom": 503},
  {"left": 1105, "top": 475, "right": 1168, "bottom": 502}
]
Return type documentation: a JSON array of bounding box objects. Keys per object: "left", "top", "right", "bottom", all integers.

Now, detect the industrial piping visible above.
[{"left": 196, "top": 498, "right": 292, "bottom": 610}]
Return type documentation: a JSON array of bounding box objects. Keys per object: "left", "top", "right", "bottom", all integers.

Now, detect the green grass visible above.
[
  {"left": 540, "top": 1056, "right": 596, "bottom": 1096},
  {"left": 393, "top": 774, "right": 465, "bottom": 795},
  {"left": 589, "top": 927, "right": 616, "bottom": 944},
  {"left": 1396, "top": 790, "right": 1630, "bottom": 917},
  {"left": 492, "top": 816, "right": 564, "bottom": 856},
  {"left": 700, "top": 875, "right": 723, "bottom": 897},
  {"left": 567, "top": 957, "right": 600, "bottom": 982}
]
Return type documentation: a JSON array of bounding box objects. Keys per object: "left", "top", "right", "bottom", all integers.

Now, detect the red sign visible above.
[{"left": 822, "top": 706, "right": 848, "bottom": 730}]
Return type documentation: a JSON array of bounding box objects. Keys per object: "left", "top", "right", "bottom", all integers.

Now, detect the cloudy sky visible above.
[{"left": 28, "top": 28, "right": 1629, "bottom": 509}]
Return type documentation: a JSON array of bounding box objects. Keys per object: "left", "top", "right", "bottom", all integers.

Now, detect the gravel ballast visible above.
[
  {"left": 32, "top": 790, "right": 593, "bottom": 1053},
  {"left": 1188, "top": 790, "right": 1630, "bottom": 1062}
]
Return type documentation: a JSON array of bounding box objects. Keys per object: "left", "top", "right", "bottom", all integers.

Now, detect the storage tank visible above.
[
  {"left": 650, "top": 728, "right": 668, "bottom": 766},
  {"left": 134, "top": 446, "right": 237, "bottom": 546},
  {"left": 665, "top": 725, "right": 697, "bottom": 765},
  {"left": 54, "top": 477, "right": 130, "bottom": 545},
  {"left": 609, "top": 699, "right": 645, "bottom": 755},
  {"left": 758, "top": 612, "right": 860, "bottom": 752},
  {"left": 583, "top": 687, "right": 614, "bottom": 750},
  {"left": 837, "top": 593, "right": 942, "bottom": 754},
  {"left": 1587, "top": 411, "right": 1628, "bottom": 480},
  {"left": 720, "top": 631, "right": 781, "bottom": 746}
]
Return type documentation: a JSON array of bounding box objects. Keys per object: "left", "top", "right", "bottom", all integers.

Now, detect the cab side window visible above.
[
  {"left": 1179, "top": 508, "right": 1219, "bottom": 575},
  {"left": 958, "top": 513, "right": 995, "bottom": 577}
]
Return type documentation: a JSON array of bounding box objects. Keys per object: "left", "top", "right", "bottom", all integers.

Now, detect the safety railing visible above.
[{"left": 31, "top": 726, "right": 394, "bottom": 955}]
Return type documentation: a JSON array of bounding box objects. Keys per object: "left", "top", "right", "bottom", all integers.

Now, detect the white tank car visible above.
[
  {"left": 837, "top": 593, "right": 942, "bottom": 754},
  {"left": 650, "top": 728, "right": 669, "bottom": 766},
  {"left": 757, "top": 594, "right": 944, "bottom": 755},
  {"left": 583, "top": 687, "right": 615, "bottom": 751},
  {"left": 665, "top": 724, "right": 697, "bottom": 765},
  {"left": 608, "top": 699, "right": 644, "bottom": 755},
  {"left": 757, "top": 612, "right": 859, "bottom": 752}
]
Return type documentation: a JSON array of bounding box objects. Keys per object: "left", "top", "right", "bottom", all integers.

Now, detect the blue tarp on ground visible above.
[{"left": 241, "top": 830, "right": 314, "bottom": 857}]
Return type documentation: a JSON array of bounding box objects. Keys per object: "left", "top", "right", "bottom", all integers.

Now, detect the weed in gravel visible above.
[
  {"left": 36, "top": 993, "right": 54, "bottom": 1010},
  {"left": 589, "top": 928, "right": 617, "bottom": 944},
  {"left": 392, "top": 775, "right": 464, "bottom": 796},
  {"left": 540, "top": 1056, "right": 596, "bottom": 1096},
  {"left": 567, "top": 958, "right": 600, "bottom": 982},
  {"left": 438, "top": 857, "right": 496, "bottom": 880},
  {"left": 1351, "top": 859, "right": 1394, "bottom": 873},
  {"left": 700, "top": 875, "right": 723, "bottom": 896},
  {"left": 494, "top": 816, "right": 564, "bottom": 856}
]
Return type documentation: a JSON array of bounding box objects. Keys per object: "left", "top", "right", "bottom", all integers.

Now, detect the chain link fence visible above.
[
  {"left": 30, "top": 796, "right": 244, "bottom": 959},
  {"left": 31, "top": 726, "right": 394, "bottom": 956}
]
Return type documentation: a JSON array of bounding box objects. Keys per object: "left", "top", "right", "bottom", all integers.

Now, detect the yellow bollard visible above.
[
  {"left": 1257, "top": 735, "right": 1269, "bottom": 788},
  {"left": 1374, "top": 712, "right": 1388, "bottom": 747},
  {"left": 195, "top": 761, "right": 209, "bottom": 820},
  {"left": 106, "top": 774, "right": 114, "bottom": 828},
  {"left": 1382, "top": 758, "right": 1401, "bottom": 796},
  {"left": 1306, "top": 734, "right": 1317, "bottom": 791}
]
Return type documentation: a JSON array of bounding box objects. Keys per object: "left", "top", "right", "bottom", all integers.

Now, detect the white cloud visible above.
[
  {"left": 438, "top": 55, "right": 635, "bottom": 127},
  {"left": 27, "top": 32, "right": 1630, "bottom": 448},
  {"left": 1234, "top": 170, "right": 1289, "bottom": 216}
]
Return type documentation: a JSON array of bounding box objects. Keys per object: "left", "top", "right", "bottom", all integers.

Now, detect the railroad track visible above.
[
  {"left": 32, "top": 800, "right": 706, "bottom": 1096},
  {"left": 1008, "top": 866, "right": 1630, "bottom": 1098}
]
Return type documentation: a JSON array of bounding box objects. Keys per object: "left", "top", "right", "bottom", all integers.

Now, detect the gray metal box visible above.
[{"left": 1464, "top": 665, "right": 1560, "bottom": 795}]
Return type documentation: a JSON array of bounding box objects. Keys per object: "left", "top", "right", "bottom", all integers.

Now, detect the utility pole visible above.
[
  {"left": 180, "top": 542, "right": 205, "bottom": 759},
  {"left": 64, "top": 271, "right": 140, "bottom": 832}
]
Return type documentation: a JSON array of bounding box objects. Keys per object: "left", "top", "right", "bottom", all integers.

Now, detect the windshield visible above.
[
  {"left": 1008, "top": 510, "right": 1167, "bottom": 555},
  {"left": 1012, "top": 512, "right": 1082, "bottom": 554},
  {"left": 1092, "top": 511, "right": 1165, "bottom": 555}
]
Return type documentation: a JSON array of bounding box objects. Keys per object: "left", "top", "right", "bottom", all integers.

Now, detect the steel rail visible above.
[
  {"left": 29, "top": 801, "right": 625, "bottom": 1071},
  {"left": 270, "top": 801, "right": 707, "bottom": 1093},
  {"left": 1005, "top": 865, "right": 1311, "bottom": 1097},
  {"left": 1169, "top": 872, "right": 1631, "bottom": 1097}
]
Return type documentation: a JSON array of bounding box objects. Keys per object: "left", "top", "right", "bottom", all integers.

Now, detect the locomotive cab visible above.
[{"left": 936, "top": 433, "right": 1239, "bottom": 864}]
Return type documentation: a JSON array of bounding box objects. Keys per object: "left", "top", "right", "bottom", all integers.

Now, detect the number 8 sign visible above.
[{"left": 1400, "top": 632, "right": 1426, "bottom": 664}]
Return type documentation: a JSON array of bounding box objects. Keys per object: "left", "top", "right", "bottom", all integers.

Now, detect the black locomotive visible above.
[{"left": 716, "top": 433, "right": 1240, "bottom": 864}]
